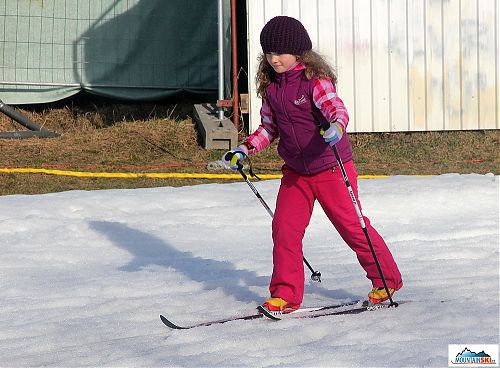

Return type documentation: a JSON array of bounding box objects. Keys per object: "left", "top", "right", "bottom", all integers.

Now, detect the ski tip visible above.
[{"left": 160, "top": 314, "right": 187, "bottom": 330}]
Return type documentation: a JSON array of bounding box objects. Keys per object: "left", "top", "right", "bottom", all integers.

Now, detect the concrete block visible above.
[{"left": 193, "top": 103, "right": 238, "bottom": 150}]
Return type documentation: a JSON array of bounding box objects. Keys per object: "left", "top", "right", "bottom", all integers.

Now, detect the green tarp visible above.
[{"left": 0, "top": 0, "right": 230, "bottom": 104}]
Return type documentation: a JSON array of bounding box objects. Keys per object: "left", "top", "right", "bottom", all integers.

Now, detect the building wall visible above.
[{"left": 247, "top": 0, "right": 499, "bottom": 132}]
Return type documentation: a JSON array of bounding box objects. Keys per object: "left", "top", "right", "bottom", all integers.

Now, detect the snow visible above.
[{"left": 0, "top": 173, "right": 498, "bottom": 367}]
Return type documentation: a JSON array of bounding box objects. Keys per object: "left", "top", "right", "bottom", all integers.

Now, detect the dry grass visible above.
[{"left": 0, "top": 96, "right": 498, "bottom": 195}]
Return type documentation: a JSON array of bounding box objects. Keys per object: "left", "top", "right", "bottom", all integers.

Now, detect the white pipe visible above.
[{"left": 217, "top": 0, "right": 224, "bottom": 120}]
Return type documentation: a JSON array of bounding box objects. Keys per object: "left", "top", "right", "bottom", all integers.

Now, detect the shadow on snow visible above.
[{"left": 89, "top": 220, "right": 360, "bottom": 304}]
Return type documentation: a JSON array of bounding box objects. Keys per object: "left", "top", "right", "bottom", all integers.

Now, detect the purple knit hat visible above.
[{"left": 260, "top": 16, "right": 312, "bottom": 55}]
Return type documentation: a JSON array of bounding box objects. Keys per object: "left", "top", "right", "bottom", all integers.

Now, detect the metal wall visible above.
[{"left": 247, "top": 0, "right": 499, "bottom": 132}]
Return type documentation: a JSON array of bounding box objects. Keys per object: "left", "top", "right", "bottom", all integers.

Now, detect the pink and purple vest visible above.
[{"left": 265, "top": 68, "right": 353, "bottom": 175}]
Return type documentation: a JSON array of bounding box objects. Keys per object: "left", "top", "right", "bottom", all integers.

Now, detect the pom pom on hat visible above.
[{"left": 260, "top": 16, "right": 312, "bottom": 55}]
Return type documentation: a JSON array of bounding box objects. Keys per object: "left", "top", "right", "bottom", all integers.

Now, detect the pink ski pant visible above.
[{"left": 270, "top": 161, "right": 402, "bottom": 305}]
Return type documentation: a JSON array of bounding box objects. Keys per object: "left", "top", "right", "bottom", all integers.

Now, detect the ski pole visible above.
[
  {"left": 237, "top": 162, "right": 322, "bottom": 282},
  {"left": 330, "top": 145, "right": 397, "bottom": 307},
  {"left": 314, "top": 115, "right": 397, "bottom": 306},
  {"left": 225, "top": 151, "right": 322, "bottom": 282}
]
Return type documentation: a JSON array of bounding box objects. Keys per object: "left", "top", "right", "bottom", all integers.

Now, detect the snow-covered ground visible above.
[{"left": 0, "top": 174, "right": 498, "bottom": 367}]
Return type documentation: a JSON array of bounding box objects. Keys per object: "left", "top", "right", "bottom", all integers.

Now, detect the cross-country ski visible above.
[{"left": 160, "top": 300, "right": 368, "bottom": 329}]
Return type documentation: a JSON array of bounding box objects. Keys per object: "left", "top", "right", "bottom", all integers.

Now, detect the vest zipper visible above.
[{"left": 281, "top": 73, "right": 310, "bottom": 175}]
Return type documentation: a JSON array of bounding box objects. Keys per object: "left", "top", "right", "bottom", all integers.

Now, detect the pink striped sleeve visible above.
[
  {"left": 312, "top": 78, "right": 349, "bottom": 131},
  {"left": 244, "top": 98, "right": 279, "bottom": 154}
]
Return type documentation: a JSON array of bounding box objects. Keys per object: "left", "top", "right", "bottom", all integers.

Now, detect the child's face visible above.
[{"left": 266, "top": 53, "right": 297, "bottom": 73}]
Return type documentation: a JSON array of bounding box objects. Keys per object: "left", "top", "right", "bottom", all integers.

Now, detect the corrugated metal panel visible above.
[{"left": 247, "top": 0, "right": 499, "bottom": 132}]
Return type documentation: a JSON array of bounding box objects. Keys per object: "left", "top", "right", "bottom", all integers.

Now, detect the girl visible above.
[{"left": 223, "top": 16, "right": 402, "bottom": 313}]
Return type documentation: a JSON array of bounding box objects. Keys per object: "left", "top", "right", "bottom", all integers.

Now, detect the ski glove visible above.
[
  {"left": 322, "top": 121, "right": 344, "bottom": 146},
  {"left": 222, "top": 144, "right": 248, "bottom": 170}
]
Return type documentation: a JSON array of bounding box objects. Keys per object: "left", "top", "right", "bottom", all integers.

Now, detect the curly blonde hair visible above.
[{"left": 255, "top": 50, "right": 337, "bottom": 98}]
